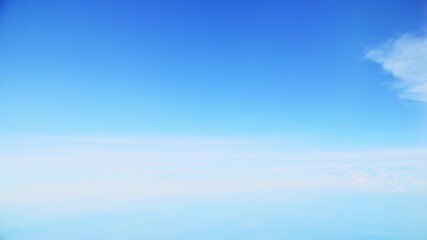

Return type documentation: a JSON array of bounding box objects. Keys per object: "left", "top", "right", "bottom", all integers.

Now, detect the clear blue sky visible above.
[
  {"left": 1, "top": 0, "right": 427, "bottom": 239},
  {"left": 1, "top": 0, "right": 426, "bottom": 140}
]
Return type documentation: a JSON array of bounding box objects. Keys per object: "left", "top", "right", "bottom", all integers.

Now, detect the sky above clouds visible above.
[{"left": 1, "top": 0, "right": 427, "bottom": 239}]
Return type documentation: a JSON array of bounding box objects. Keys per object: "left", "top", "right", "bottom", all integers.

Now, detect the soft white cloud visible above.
[
  {"left": 349, "top": 169, "right": 412, "bottom": 193},
  {"left": 1, "top": 134, "right": 426, "bottom": 196},
  {"left": 1, "top": 134, "right": 427, "bottom": 232},
  {"left": 366, "top": 33, "right": 427, "bottom": 102}
]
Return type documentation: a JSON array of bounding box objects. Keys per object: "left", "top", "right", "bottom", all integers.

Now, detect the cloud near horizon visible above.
[
  {"left": 1, "top": 134, "right": 427, "bottom": 232},
  {"left": 366, "top": 33, "right": 427, "bottom": 102},
  {"left": 1, "top": 135, "right": 426, "bottom": 202}
]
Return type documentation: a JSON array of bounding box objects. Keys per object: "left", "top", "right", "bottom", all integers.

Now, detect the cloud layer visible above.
[
  {"left": 1, "top": 134, "right": 427, "bottom": 233},
  {"left": 366, "top": 33, "right": 427, "bottom": 102},
  {"left": 1, "top": 134, "right": 426, "bottom": 204}
]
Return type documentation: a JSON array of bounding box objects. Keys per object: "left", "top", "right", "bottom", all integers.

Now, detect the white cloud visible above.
[
  {"left": 366, "top": 33, "right": 427, "bottom": 102},
  {"left": 1, "top": 134, "right": 427, "bottom": 232},
  {"left": 1, "top": 134, "right": 426, "bottom": 194},
  {"left": 349, "top": 169, "right": 411, "bottom": 193}
]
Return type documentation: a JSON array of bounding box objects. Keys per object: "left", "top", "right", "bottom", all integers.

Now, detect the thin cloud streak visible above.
[{"left": 1, "top": 135, "right": 426, "bottom": 187}]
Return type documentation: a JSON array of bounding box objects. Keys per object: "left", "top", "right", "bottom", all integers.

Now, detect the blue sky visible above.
[
  {"left": 1, "top": 0, "right": 427, "bottom": 239},
  {"left": 1, "top": 0, "right": 426, "bottom": 139}
]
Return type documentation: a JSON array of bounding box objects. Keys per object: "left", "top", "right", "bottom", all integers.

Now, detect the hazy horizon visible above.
[{"left": 1, "top": 0, "right": 427, "bottom": 239}]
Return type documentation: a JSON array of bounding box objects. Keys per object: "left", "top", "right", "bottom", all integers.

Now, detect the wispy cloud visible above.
[
  {"left": 2, "top": 135, "right": 427, "bottom": 173},
  {"left": 1, "top": 134, "right": 426, "bottom": 195},
  {"left": 1, "top": 134, "right": 427, "bottom": 232},
  {"left": 366, "top": 33, "right": 427, "bottom": 102}
]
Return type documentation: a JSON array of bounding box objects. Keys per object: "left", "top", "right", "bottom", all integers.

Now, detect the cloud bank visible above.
[
  {"left": 366, "top": 33, "right": 427, "bottom": 102},
  {"left": 1, "top": 134, "right": 426, "bottom": 202},
  {"left": 1, "top": 134, "right": 427, "bottom": 233}
]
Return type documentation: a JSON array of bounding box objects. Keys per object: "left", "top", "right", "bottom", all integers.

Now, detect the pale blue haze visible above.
[{"left": 1, "top": 0, "right": 427, "bottom": 239}]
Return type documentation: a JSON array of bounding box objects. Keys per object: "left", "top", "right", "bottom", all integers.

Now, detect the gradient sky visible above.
[{"left": 1, "top": 0, "right": 427, "bottom": 239}]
